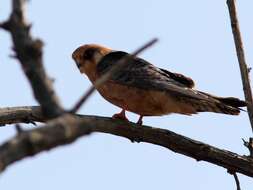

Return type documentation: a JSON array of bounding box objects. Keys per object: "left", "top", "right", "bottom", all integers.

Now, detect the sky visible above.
[{"left": 0, "top": 0, "right": 253, "bottom": 189}]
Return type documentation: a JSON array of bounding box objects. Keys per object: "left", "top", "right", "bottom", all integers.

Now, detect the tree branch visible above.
[
  {"left": 0, "top": 114, "right": 92, "bottom": 172},
  {"left": 0, "top": 106, "right": 45, "bottom": 126},
  {"left": 227, "top": 0, "right": 253, "bottom": 133},
  {"left": 0, "top": 0, "right": 63, "bottom": 118},
  {"left": 0, "top": 106, "right": 252, "bottom": 177}
]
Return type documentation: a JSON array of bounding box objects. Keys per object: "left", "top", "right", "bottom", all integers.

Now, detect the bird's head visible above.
[{"left": 72, "top": 44, "right": 112, "bottom": 78}]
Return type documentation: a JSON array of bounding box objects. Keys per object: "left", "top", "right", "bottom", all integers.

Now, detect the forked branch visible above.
[{"left": 0, "top": 0, "right": 63, "bottom": 118}]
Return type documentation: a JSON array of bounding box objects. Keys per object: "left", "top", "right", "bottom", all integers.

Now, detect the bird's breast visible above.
[{"left": 95, "top": 81, "right": 189, "bottom": 116}]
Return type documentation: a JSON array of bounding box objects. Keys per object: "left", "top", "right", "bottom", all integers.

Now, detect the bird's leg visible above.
[
  {"left": 112, "top": 109, "right": 129, "bottom": 121},
  {"left": 136, "top": 115, "right": 143, "bottom": 125}
]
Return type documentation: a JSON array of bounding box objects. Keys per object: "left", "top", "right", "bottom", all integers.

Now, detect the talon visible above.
[{"left": 112, "top": 109, "right": 129, "bottom": 121}]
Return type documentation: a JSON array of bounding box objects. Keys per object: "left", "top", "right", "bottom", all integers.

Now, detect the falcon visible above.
[{"left": 72, "top": 44, "right": 246, "bottom": 125}]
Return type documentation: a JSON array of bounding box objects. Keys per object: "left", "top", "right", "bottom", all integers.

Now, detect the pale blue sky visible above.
[{"left": 0, "top": 0, "right": 252, "bottom": 189}]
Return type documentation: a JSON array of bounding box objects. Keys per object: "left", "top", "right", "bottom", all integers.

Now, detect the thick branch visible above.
[
  {"left": 0, "top": 114, "right": 91, "bottom": 172},
  {"left": 0, "top": 0, "right": 63, "bottom": 118},
  {"left": 0, "top": 106, "right": 252, "bottom": 177},
  {"left": 227, "top": 0, "right": 253, "bottom": 133}
]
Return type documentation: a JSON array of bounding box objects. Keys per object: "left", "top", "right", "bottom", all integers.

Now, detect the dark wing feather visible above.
[
  {"left": 98, "top": 51, "right": 194, "bottom": 88},
  {"left": 97, "top": 51, "right": 246, "bottom": 115},
  {"left": 97, "top": 51, "right": 215, "bottom": 101},
  {"left": 159, "top": 69, "right": 195, "bottom": 88}
]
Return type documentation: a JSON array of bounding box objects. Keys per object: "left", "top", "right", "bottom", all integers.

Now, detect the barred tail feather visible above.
[
  {"left": 178, "top": 93, "right": 246, "bottom": 115},
  {"left": 191, "top": 96, "right": 246, "bottom": 115},
  {"left": 195, "top": 100, "right": 241, "bottom": 115}
]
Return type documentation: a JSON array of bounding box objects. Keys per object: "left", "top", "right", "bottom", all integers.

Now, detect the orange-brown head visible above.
[{"left": 72, "top": 44, "right": 112, "bottom": 81}]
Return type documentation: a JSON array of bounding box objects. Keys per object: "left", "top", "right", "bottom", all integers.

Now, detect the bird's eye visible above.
[{"left": 82, "top": 48, "right": 95, "bottom": 60}]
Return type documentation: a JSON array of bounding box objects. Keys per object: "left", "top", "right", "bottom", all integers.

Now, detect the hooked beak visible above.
[
  {"left": 75, "top": 61, "right": 81, "bottom": 68},
  {"left": 72, "top": 50, "right": 82, "bottom": 68}
]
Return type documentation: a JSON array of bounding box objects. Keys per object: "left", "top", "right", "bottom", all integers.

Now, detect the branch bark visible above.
[
  {"left": 0, "top": 106, "right": 252, "bottom": 177},
  {"left": 0, "top": 106, "right": 45, "bottom": 126},
  {"left": 227, "top": 0, "right": 253, "bottom": 133},
  {"left": 0, "top": 0, "right": 63, "bottom": 118},
  {"left": 0, "top": 114, "right": 91, "bottom": 172}
]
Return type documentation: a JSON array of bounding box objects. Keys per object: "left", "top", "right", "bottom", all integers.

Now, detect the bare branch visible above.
[
  {"left": 0, "top": 0, "right": 63, "bottom": 118},
  {"left": 0, "top": 114, "right": 92, "bottom": 172},
  {"left": 227, "top": 0, "right": 253, "bottom": 158},
  {"left": 70, "top": 38, "right": 158, "bottom": 113},
  {"left": 0, "top": 106, "right": 253, "bottom": 177},
  {"left": 0, "top": 106, "right": 45, "bottom": 126},
  {"left": 227, "top": 0, "right": 253, "bottom": 132}
]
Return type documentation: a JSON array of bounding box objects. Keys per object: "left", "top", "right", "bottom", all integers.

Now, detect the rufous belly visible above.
[{"left": 96, "top": 81, "right": 195, "bottom": 116}]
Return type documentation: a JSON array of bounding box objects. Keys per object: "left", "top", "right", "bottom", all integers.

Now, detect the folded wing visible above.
[{"left": 97, "top": 51, "right": 246, "bottom": 115}]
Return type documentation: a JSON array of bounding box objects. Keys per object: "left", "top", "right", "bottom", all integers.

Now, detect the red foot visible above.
[
  {"left": 136, "top": 115, "right": 143, "bottom": 125},
  {"left": 112, "top": 109, "right": 129, "bottom": 121}
]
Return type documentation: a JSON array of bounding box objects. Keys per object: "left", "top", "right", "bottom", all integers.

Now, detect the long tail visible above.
[{"left": 194, "top": 93, "right": 247, "bottom": 115}]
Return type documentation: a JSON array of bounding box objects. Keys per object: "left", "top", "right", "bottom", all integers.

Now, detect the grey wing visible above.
[{"left": 97, "top": 51, "right": 209, "bottom": 101}]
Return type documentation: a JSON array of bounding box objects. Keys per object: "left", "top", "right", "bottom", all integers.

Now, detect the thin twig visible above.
[
  {"left": 15, "top": 124, "right": 23, "bottom": 134},
  {"left": 242, "top": 138, "right": 253, "bottom": 157},
  {"left": 233, "top": 173, "right": 241, "bottom": 190},
  {"left": 70, "top": 38, "right": 158, "bottom": 113},
  {"left": 227, "top": 0, "right": 253, "bottom": 133}
]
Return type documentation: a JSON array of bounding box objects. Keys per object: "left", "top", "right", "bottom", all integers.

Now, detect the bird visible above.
[{"left": 72, "top": 44, "right": 246, "bottom": 125}]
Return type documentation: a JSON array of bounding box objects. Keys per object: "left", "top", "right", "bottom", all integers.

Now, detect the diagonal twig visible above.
[
  {"left": 0, "top": 0, "right": 63, "bottom": 118},
  {"left": 227, "top": 0, "right": 253, "bottom": 158},
  {"left": 70, "top": 38, "right": 158, "bottom": 113}
]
